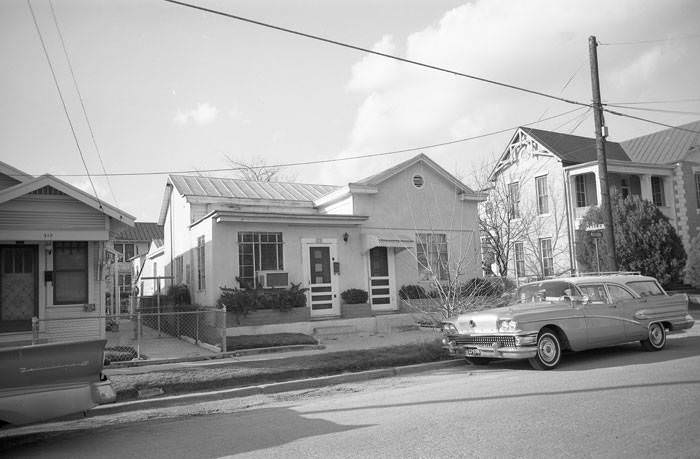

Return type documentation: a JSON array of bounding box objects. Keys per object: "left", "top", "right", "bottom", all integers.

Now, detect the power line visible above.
[
  {"left": 599, "top": 34, "right": 700, "bottom": 46},
  {"left": 605, "top": 97, "right": 700, "bottom": 105},
  {"left": 16, "top": 107, "right": 585, "bottom": 178},
  {"left": 602, "top": 107, "right": 700, "bottom": 134},
  {"left": 26, "top": 0, "right": 103, "bottom": 208},
  {"left": 161, "top": 0, "right": 591, "bottom": 109},
  {"left": 603, "top": 104, "right": 700, "bottom": 117},
  {"left": 49, "top": 0, "right": 120, "bottom": 207}
]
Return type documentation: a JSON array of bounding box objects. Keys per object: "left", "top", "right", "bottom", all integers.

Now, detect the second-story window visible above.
[
  {"left": 575, "top": 175, "right": 587, "bottom": 207},
  {"left": 508, "top": 182, "right": 520, "bottom": 219},
  {"left": 535, "top": 175, "right": 549, "bottom": 214},
  {"left": 514, "top": 241, "right": 525, "bottom": 278},
  {"left": 651, "top": 176, "right": 665, "bottom": 207}
]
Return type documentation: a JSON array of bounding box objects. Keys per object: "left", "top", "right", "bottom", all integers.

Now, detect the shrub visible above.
[
  {"left": 576, "top": 193, "right": 686, "bottom": 287},
  {"left": 275, "top": 283, "right": 308, "bottom": 311},
  {"left": 685, "top": 236, "right": 700, "bottom": 288},
  {"left": 217, "top": 287, "right": 256, "bottom": 324},
  {"left": 167, "top": 284, "right": 191, "bottom": 305},
  {"left": 399, "top": 284, "right": 427, "bottom": 299},
  {"left": 459, "top": 278, "right": 506, "bottom": 297},
  {"left": 341, "top": 288, "right": 368, "bottom": 304}
]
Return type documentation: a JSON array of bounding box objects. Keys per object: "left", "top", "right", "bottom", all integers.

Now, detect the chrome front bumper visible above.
[{"left": 442, "top": 333, "right": 538, "bottom": 360}]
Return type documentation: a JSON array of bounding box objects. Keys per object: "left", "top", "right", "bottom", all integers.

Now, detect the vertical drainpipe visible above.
[
  {"left": 168, "top": 182, "right": 174, "bottom": 290},
  {"left": 562, "top": 167, "right": 575, "bottom": 274}
]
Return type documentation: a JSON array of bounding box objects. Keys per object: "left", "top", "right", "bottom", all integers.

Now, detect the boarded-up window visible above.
[{"left": 54, "top": 242, "right": 88, "bottom": 305}]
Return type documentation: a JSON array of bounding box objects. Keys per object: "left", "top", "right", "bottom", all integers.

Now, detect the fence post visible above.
[
  {"left": 32, "top": 316, "right": 39, "bottom": 345},
  {"left": 195, "top": 312, "right": 200, "bottom": 345},
  {"left": 137, "top": 310, "right": 142, "bottom": 360},
  {"left": 157, "top": 293, "right": 161, "bottom": 338},
  {"left": 220, "top": 306, "right": 227, "bottom": 353}
]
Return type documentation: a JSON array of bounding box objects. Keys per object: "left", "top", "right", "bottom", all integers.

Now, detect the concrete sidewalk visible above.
[{"left": 104, "top": 327, "right": 444, "bottom": 376}]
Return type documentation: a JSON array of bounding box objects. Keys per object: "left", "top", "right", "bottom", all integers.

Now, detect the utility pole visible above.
[{"left": 588, "top": 35, "right": 618, "bottom": 271}]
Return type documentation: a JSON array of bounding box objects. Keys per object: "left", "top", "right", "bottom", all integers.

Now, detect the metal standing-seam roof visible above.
[
  {"left": 620, "top": 120, "right": 700, "bottom": 164},
  {"left": 110, "top": 222, "right": 164, "bottom": 241},
  {"left": 169, "top": 175, "right": 340, "bottom": 202},
  {"left": 520, "top": 127, "right": 631, "bottom": 164}
]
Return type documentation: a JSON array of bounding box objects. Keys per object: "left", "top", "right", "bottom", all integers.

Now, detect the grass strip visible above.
[{"left": 110, "top": 340, "right": 446, "bottom": 401}]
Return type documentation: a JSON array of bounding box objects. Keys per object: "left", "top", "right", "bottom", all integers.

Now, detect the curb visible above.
[{"left": 91, "top": 359, "right": 463, "bottom": 417}]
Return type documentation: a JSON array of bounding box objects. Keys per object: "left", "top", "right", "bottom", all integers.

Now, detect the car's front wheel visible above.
[
  {"left": 641, "top": 322, "right": 666, "bottom": 351},
  {"left": 529, "top": 328, "right": 562, "bottom": 370}
]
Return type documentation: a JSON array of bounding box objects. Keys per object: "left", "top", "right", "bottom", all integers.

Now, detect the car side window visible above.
[
  {"left": 607, "top": 284, "right": 635, "bottom": 301},
  {"left": 578, "top": 284, "right": 609, "bottom": 304}
]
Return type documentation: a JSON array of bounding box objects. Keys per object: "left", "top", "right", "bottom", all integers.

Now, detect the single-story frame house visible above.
[
  {"left": 0, "top": 161, "right": 135, "bottom": 346},
  {"left": 156, "top": 154, "right": 485, "bottom": 320}
]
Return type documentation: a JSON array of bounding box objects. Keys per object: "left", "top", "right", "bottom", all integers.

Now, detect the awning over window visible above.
[{"left": 361, "top": 232, "right": 415, "bottom": 251}]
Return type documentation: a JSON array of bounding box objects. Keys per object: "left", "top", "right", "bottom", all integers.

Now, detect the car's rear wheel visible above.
[
  {"left": 528, "top": 329, "right": 562, "bottom": 370},
  {"left": 641, "top": 322, "right": 666, "bottom": 351},
  {"left": 465, "top": 357, "right": 492, "bottom": 366}
]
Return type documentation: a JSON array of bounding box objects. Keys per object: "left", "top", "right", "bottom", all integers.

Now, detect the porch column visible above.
[{"left": 640, "top": 174, "right": 652, "bottom": 201}]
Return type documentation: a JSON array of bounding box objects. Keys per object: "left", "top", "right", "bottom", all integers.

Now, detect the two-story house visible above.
[{"left": 485, "top": 121, "right": 700, "bottom": 281}]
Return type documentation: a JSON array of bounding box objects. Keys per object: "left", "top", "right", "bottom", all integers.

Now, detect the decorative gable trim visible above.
[{"left": 490, "top": 128, "right": 554, "bottom": 181}]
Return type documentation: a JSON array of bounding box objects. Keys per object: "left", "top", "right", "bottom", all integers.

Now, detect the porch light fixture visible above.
[
  {"left": 343, "top": 232, "right": 349, "bottom": 243},
  {"left": 45, "top": 244, "right": 52, "bottom": 256}
]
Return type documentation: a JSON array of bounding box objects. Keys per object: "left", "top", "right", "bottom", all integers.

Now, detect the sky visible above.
[{"left": 1, "top": 0, "right": 699, "bottom": 221}]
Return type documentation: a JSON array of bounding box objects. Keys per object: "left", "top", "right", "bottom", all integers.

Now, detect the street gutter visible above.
[{"left": 91, "top": 359, "right": 463, "bottom": 417}]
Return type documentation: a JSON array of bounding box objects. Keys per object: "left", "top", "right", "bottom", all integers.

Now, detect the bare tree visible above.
[{"left": 224, "top": 154, "right": 297, "bottom": 182}]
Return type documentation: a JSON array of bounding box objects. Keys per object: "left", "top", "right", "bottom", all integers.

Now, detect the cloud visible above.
[
  {"left": 309, "top": 0, "right": 699, "bottom": 186},
  {"left": 174, "top": 103, "right": 219, "bottom": 125}
]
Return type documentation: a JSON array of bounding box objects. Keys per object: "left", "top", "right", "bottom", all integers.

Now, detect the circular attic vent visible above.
[{"left": 412, "top": 174, "right": 425, "bottom": 189}]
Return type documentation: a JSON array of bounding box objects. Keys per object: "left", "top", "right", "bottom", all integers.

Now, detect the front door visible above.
[
  {"left": 369, "top": 247, "right": 396, "bottom": 311},
  {"left": 0, "top": 245, "right": 38, "bottom": 332},
  {"left": 304, "top": 243, "right": 339, "bottom": 317}
]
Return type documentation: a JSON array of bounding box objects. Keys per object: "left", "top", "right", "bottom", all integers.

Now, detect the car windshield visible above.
[
  {"left": 512, "top": 281, "right": 578, "bottom": 304},
  {"left": 626, "top": 280, "right": 666, "bottom": 297}
]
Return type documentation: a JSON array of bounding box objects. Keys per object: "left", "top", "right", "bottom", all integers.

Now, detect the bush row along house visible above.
[
  {"left": 151, "top": 154, "right": 486, "bottom": 318},
  {"left": 0, "top": 161, "right": 135, "bottom": 346},
  {"left": 484, "top": 120, "right": 700, "bottom": 281}
]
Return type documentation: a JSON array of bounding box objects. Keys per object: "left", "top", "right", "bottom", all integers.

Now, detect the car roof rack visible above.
[{"left": 570, "top": 271, "right": 642, "bottom": 277}]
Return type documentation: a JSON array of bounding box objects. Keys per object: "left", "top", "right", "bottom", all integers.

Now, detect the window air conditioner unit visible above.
[{"left": 256, "top": 270, "right": 289, "bottom": 288}]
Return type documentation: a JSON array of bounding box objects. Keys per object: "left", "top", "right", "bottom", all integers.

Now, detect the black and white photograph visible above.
[{"left": 1, "top": 0, "right": 699, "bottom": 457}]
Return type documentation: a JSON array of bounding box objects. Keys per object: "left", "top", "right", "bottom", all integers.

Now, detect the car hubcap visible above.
[
  {"left": 650, "top": 325, "right": 663, "bottom": 346},
  {"left": 539, "top": 336, "right": 557, "bottom": 363}
]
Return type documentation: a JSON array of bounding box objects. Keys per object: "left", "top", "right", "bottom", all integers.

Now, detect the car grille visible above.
[{"left": 453, "top": 335, "right": 517, "bottom": 347}]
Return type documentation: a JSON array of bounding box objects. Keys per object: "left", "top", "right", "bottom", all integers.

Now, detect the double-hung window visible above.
[
  {"left": 651, "top": 176, "right": 665, "bottom": 207},
  {"left": 54, "top": 242, "right": 88, "bottom": 304},
  {"left": 535, "top": 175, "right": 549, "bottom": 214},
  {"left": 113, "top": 242, "right": 136, "bottom": 262},
  {"left": 539, "top": 238, "right": 553, "bottom": 277},
  {"left": 508, "top": 182, "right": 520, "bottom": 219},
  {"left": 514, "top": 242, "right": 525, "bottom": 278},
  {"left": 575, "top": 175, "right": 587, "bottom": 207},
  {"left": 238, "top": 232, "right": 284, "bottom": 288},
  {"left": 416, "top": 233, "right": 448, "bottom": 281}
]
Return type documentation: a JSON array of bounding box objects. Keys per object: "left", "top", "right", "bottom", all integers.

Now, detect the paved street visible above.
[{"left": 4, "top": 328, "right": 700, "bottom": 458}]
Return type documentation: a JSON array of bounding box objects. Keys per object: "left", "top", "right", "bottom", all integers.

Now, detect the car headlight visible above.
[
  {"left": 442, "top": 323, "right": 458, "bottom": 333},
  {"left": 498, "top": 320, "right": 518, "bottom": 332}
]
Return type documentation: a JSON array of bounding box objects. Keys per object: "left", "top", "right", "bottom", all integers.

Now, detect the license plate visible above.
[{"left": 465, "top": 348, "right": 481, "bottom": 357}]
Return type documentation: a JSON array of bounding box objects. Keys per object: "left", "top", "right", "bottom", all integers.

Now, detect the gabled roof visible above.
[
  {"left": 0, "top": 161, "right": 33, "bottom": 183},
  {"left": 620, "top": 120, "right": 700, "bottom": 164},
  {"left": 0, "top": 174, "right": 135, "bottom": 225},
  {"left": 110, "top": 222, "right": 163, "bottom": 242},
  {"left": 169, "top": 175, "right": 339, "bottom": 202},
  {"left": 351, "top": 153, "right": 480, "bottom": 196},
  {"left": 520, "top": 127, "right": 630, "bottom": 164}
]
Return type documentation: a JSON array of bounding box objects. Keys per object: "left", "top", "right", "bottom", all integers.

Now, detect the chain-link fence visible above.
[{"left": 31, "top": 304, "right": 227, "bottom": 363}]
